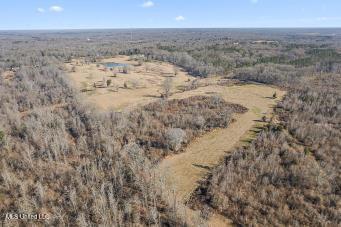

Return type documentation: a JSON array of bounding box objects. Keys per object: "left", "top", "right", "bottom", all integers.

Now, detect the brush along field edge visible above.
[{"left": 155, "top": 84, "right": 285, "bottom": 226}]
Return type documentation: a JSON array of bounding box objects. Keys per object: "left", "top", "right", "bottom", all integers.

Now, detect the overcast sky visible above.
[{"left": 0, "top": 0, "right": 340, "bottom": 30}]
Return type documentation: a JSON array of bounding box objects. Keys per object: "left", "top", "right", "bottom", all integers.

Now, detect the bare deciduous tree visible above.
[
  {"left": 162, "top": 77, "right": 173, "bottom": 98},
  {"left": 165, "top": 128, "right": 186, "bottom": 151}
]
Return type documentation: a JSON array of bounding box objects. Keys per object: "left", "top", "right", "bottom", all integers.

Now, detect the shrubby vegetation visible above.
[
  {"left": 0, "top": 64, "right": 185, "bottom": 225},
  {"left": 232, "top": 64, "right": 305, "bottom": 87},
  {"left": 134, "top": 96, "right": 247, "bottom": 161},
  {"left": 0, "top": 29, "right": 247, "bottom": 226},
  {"left": 193, "top": 123, "right": 340, "bottom": 226},
  {"left": 0, "top": 28, "right": 340, "bottom": 226},
  {"left": 189, "top": 32, "right": 341, "bottom": 226}
]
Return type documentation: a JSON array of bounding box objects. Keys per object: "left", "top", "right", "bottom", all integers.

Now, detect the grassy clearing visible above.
[
  {"left": 156, "top": 84, "right": 284, "bottom": 225},
  {"left": 66, "top": 56, "right": 197, "bottom": 110}
]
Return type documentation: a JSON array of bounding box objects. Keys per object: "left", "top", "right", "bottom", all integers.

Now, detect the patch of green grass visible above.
[
  {"left": 251, "top": 107, "right": 261, "bottom": 115},
  {"left": 240, "top": 122, "right": 265, "bottom": 146}
]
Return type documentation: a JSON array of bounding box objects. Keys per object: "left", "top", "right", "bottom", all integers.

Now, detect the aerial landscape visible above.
[{"left": 0, "top": 0, "right": 340, "bottom": 226}]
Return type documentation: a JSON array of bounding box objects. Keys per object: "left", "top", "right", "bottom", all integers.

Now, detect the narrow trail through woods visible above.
[{"left": 156, "top": 84, "right": 285, "bottom": 226}]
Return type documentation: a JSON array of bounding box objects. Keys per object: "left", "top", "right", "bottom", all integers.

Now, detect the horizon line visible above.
[{"left": 1, "top": 27, "right": 341, "bottom": 32}]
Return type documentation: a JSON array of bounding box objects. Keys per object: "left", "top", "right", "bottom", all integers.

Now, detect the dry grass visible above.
[
  {"left": 1, "top": 70, "right": 15, "bottom": 81},
  {"left": 66, "top": 56, "right": 197, "bottom": 110},
  {"left": 190, "top": 75, "right": 341, "bottom": 227},
  {"left": 156, "top": 84, "right": 285, "bottom": 226},
  {"left": 66, "top": 56, "right": 239, "bottom": 111},
  {"left": 157, "top": 84, "right": 285, "bottom": 201}
]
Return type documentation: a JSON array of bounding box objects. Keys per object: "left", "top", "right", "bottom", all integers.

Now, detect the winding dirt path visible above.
[{"left": 156, "top": 84, "right": 285, "bottom": 226}]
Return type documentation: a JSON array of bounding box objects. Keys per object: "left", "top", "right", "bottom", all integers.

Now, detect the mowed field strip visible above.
[
  {"left": 157, "top": 84, "right": 285, "bottom": 226},
  {"left": 66, "top": 57, "right": 285, "bottom": 226}
]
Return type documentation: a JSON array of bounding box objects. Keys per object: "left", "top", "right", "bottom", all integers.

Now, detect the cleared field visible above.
[
  {"left": 66, "top": 55, "right": 197, "bottom": 110},
  {"left": 159, "top": 85, "right": 286, "bottom": 200},
  {"left": 67, "top": 56, "right": 286, "bottom": 226},
  {"left": 156, "top": 84, "right": 285, "bottom": 226}
]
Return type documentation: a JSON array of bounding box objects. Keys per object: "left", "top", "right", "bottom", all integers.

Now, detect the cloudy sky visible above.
[{"left": 0, "top": 0, "right": 340, "bottom": 30}]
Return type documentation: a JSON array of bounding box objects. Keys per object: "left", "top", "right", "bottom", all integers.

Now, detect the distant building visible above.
[{"left": 251, "top": 40, "right": 279, "bottom": 45}]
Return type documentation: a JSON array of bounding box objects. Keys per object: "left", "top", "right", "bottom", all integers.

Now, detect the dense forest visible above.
[
  {"left": 191, "top": 74, "right": 341, "bottom": 226},
  {"left": 0, "top": 29, "right": 340, "bottom": 226}
]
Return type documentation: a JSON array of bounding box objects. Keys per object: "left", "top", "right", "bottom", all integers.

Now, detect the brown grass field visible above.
[
  {"left": 66, "top": 56, "right": 286, "bottom": 226},
  {"left": 66, "top": 55, "right": 198, "bottom": 110},
  {"left": 157, "top": 85, "right": 285, "bottom": 226}
]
